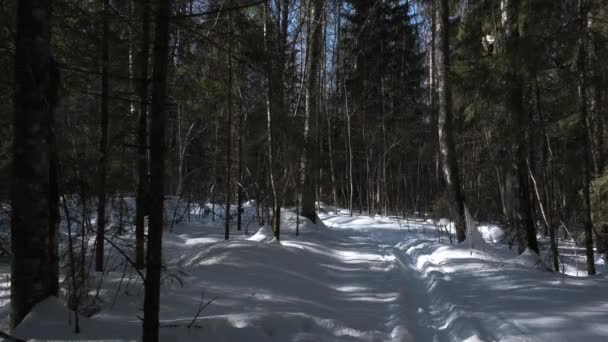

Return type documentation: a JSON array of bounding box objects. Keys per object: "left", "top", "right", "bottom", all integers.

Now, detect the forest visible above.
[{"left": 1, "top": 0, "right": 608, "bottom": 341}]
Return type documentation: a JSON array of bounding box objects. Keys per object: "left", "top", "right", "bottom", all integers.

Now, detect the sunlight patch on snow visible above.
[
  {"left": 333, "top": 285, "right": 369, "bottom": 293},
  {"left": 335, "top": 249, "right": 383, "bottom": 261},
  {"left": 183, "top": 237, "right": 221, "bottom": 245},
  {"left": 348, "top": 293, "right": 400, "bottom": 303}
]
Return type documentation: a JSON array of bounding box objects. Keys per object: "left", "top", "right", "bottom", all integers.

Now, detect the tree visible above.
[
  {"left": 262, "top": 0, "right": 290, "bottom": 239},
  {"left": 96, "top": 0, "right": 111, "bottom": 272},
  {"left": 301, "top": 0, "right": 325, "bottom": 223},
  {"left": 10, "top": 0, "right": 59, "bottom": 329},
  {"left": 341, "top": 0, "right": 425, "bottom": 217},
  {"left": 142, "top": 0, "right": 170, "bottom": 339},
  {"left": 435, "top": 0, "right": 466, "bottom": 242},
  {"left": 225, "top": 13, "right": 233, "bottom": 241},
  {"left": 577, "top": 0, "right": 595, "bottom": 275},
  {"left": 501, "top": 0, "right": 538, "bottom": 253},
  {"left": 135, "top": 0, "right": 151, "bottom": 270}
]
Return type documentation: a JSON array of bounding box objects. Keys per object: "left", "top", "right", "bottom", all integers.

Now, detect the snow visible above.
[
  {"left": 2, "top": 204, "right": 608, "bottom": 341},
  {"left": 510, "top": 248, "right": 550, "bottom": 270},
  {"left": 476, "top": 225, "right": 505, "bottom": 243},
  {"left": 248, "top": 224, "right": 275, "bottom": 242},
  {"left": 397, "top": 232, "right": 608, "bottom": 341}
]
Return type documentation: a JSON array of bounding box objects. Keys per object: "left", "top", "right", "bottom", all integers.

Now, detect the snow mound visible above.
[
  {"left": 13, "top": 297, "right": 76, "bottom": 340},
  {"left": 13, "top": 297, "right": 134, "bottom": 341},
  {"left": 510, "top": 248, "right": 549, "bottom": 270},
  {"left": 249, "top": 224, "right": 274, "bottom": 242},
  {"left": 438, "top": 218, "right": 450, "bottom": 226},
  {"left": 266, "top": 236, "right": 281, "bottom": 245},
  {"left": 315, "top": 201, "right": 337, "bottom": 214},
  {"left": 315, "top": 215, "right": 328, "bottom": 229},
  {"left": 463, "top": 223, "right": 493, "bottom": 254},
  {"left": 436, "top": 218, "right": 457, "bottom": 235},
  {"left": 476, "top": 225, "right": 505, "bottom": 243}
]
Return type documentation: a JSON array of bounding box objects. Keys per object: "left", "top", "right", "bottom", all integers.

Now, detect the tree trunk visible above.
[
  {"left": 301, "top": 0, "right": 324, "bottom": 223},
  {"left": 502, "top": 0, "right": 538, "bottom": 253},
  {"left": 577, "top": 0, "right": 596, "bottom": 275},
  {"left": 135, "top": 0, "right": 151, "bottom": 270},
  {"left": 263, "top": 2, "right": 280, "bottom": 239},
  {"left": 225, "top": 15, "right": 233, "bottom": 241},
  {"left": 10, "top": 0, "right": 59, "bottom": 328},
  {"left": 528, "top": 160, "right": 559, "bottom": 271},
  {"left": 237, "top": 95, "right": 244, "bottom": 231},
  {"left": 142, "top": 0, "right": 170, "bottom": 338},
  {"left": 327, "top": 107, "right": 337, "bottom": 214},
  {"left": 430, "top": 1, "right": 440, "bottom": 188},
  {"left": 96, "top": 0, "right": 110, "bottom": 272},
  {"left": 48, "top": 59, "right": 60, "bottom": 296},
  {"left": 435, "top": 0, "right": 466, "bottom": 242},
  {"left": 345, "top": 85, "right": 353, "bottom": 217}
]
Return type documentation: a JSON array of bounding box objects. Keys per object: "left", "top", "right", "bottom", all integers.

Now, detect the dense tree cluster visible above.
[{"left": 1, "top": 0, "right": 607, "bottom": 340}]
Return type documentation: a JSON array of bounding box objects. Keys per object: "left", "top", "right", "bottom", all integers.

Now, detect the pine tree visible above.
[
  {"left": 10, "top": 0, "right": 59, "bottom": 329},
  {"left": 435, "top": 0, "right": 467, "bottom": 242},
  {"left": 142, "top": 0, "right": 170, "bottom": 339},
  {"left": 135, "top": 0, "right": 151, "bottom": 270},
  {"left": 301, "top": 0, "right": 325, "bottom": 223}
]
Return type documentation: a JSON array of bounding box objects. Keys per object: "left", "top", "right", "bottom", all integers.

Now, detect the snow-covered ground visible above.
[{"left": 2, "top": 205, "right": 608, "bottom": 341}]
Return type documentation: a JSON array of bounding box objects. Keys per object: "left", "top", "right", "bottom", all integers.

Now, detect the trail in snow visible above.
[
  {"left": 322, "top": 214, "right": 504, "bottom": 342},
  {"left": 6, "top": 207, "right": 608, "bottom": 341}
]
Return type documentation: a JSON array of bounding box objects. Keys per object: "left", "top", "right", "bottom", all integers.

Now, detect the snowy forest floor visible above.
[{"left": 2, "top": 203, "right": 608, "bottom": 341}]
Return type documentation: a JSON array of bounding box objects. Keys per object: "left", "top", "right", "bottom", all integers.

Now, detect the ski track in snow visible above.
[{"left": 4, "top": 206, "right": 608, "bottom": 341}]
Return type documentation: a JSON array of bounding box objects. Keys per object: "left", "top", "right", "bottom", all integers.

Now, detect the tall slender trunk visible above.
[
  {"left": 301, "top": 0, "right": 324, "bottom": 223},
  {"left": 48, "top": 60, "right": 60, "bottom": 296},
  {"left": 327, "top": 108, "right": 337, "bottom": 213},
  {"left": 142, "top": 0, "right": 170, "bottom": 338},
  {"left": 501, "top": 0, "right": 538, "bottom": 253},
  {"left": 381, "top": 79, "right": 387, "bottom": 217},
  {"left": 128, "top": 0, "right": 136, "bottom": 119},
  {"left": 330, "top": 0, "right": 341, "bottom": 214},
  {"left": 11, "top": 0, "right": 59, "bottom": 328},
  {"left": 528, "top": 160, "right": 559, "bottom": 271},
  {"left": 237, "top": 91, "right": 244, "bottom": 231},
  {"left": 135, "top": 0, "right": 151, "bottom": 270},
  {"left": 96, "top": 0, "right": 111, "bottom": 272},
  {"left": 211, "top": 101, "right": 220, "bottom": 222},
  {"left": 430, "top": 1, "right": 439, "bottom": 187},
  {"left": 577, "top": 0, "right": 596, "bottom": 275},
  {"left": 435, "top": 0, "right": 466, "bottom": 242},
  {"left": 263, "top": 2, "right": 280, "bottom": 239},
  {"left": 344, "top": 84, "right": 353, "bottom": 216},
  {"left": 225, "top": 15, "right": 233, "bottom": 241},
  {"left": 363, "top": 125, "right": 371, "bottom": 215},
  {"left": 588, "top": 17, "right": 604, "bottom": 178}
]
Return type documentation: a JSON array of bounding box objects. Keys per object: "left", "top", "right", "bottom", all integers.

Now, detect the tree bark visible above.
[
  {"left": 501, "top": 0, "right": 538, "bottom": 253},
  {"left": 577, "top": 0, "right": 596, "bottom": 275},
  {"left": 236, "top": 92, "right": 244, "bottom": 231},
  {"left": 301, "top": 0, "right": 324, "bottom": 223},
  {"left": 435, "top": 0, "right": 466, "bottom": 242},
  {"left": 263, "top": 2, "right": 280, "bottom": 239},
  {"left": 344, "top": 84, "right": 353, "bottom": 217},
  {"left": 225, "top": 14, "right": 233, "bottom": 241},
  {"left": 327, "top": 107, "right": 337, "bottom": 214},
  {"left": 48, "top": 61, "right": 60, "bottom": 296},
  {"left": 528, "top": 160, "right": 559, "bottom": 271},
  {"left": 142, "top": 0, "right": 170, "bottom": 338},
  {"left": 10, "top": 0, "right": 59, "bottom": 329},
  {"left": 135, "top": 0, "right": 151, "bottom": 270},
  {"left": 96, "top": 0, "right": 111, "bottom": 272},
  {"left": 430, "top": 1, "right": 440, "bottom": 188}
]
